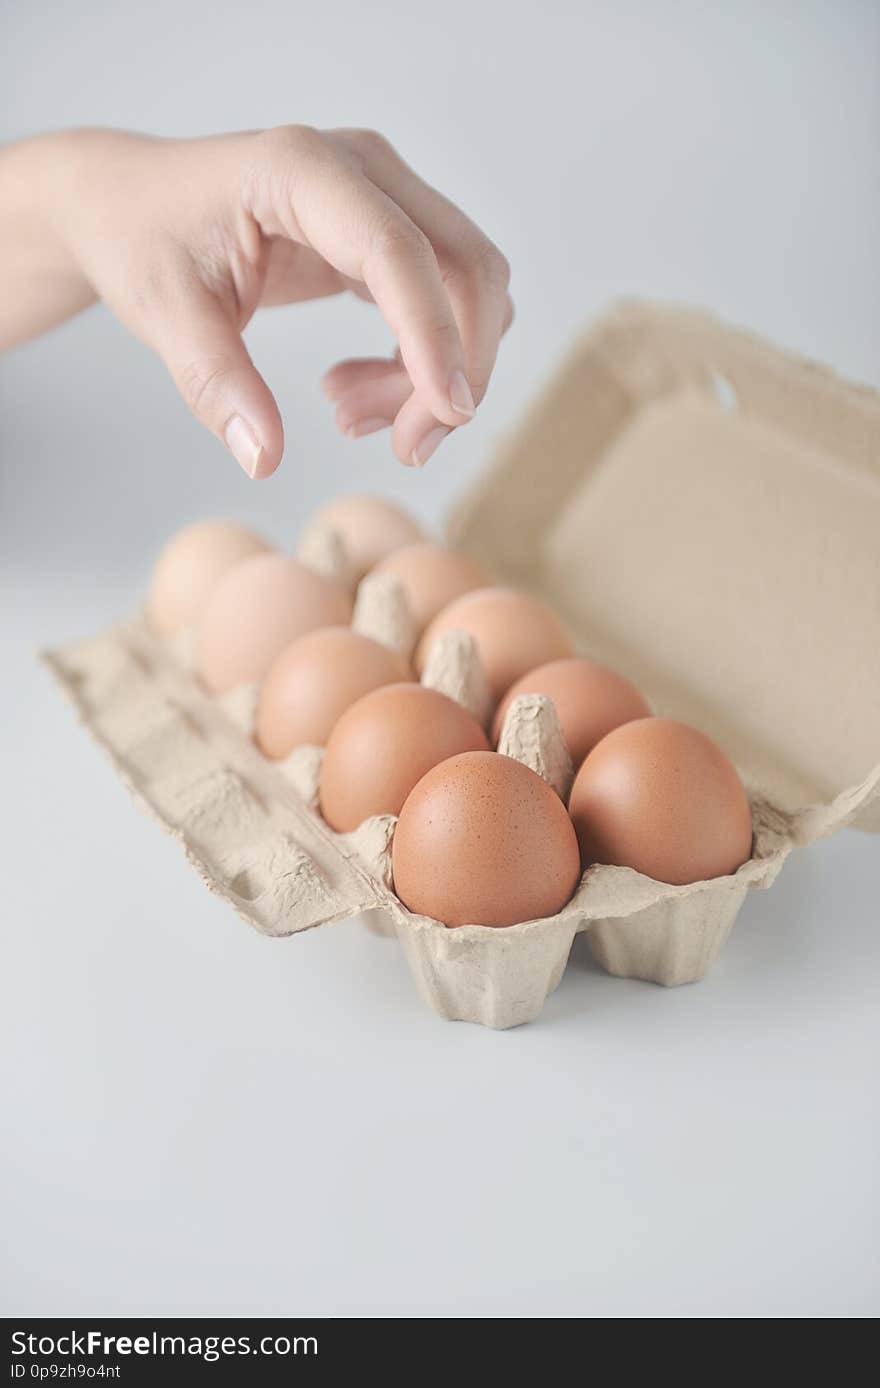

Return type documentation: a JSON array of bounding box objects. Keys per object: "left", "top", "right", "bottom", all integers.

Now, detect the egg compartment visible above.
[
  {"left": 43, "top": 300, "right": 880, "bottom": 1028},
  {"left": 42, "top": 575, "right": 790, "bottom": 1031}
]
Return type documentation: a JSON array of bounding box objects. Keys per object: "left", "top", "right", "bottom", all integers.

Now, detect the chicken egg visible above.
[
  {"left": 568, "top": 717, "right": 753, "bottom": 885},
  {"left": 416, "top": 588, "right": 574, "bottom": 707},
  {"left": 370, "top": 542, "right": 487, "bottom": 633},
  {"left": 147, "top": 519, "right": 271, "bottom": 636},
  {"left": 299, "top": 494, "right": 424, "bottom": 584},
  {"left": 493, "top": 657, "right": 651, "bottom": 767},
  {"left": 255, "top": 627, "right": 412, "bottom": 757},
  {"left": 197, "top": 553, "right": 352, "bottom": 693},
  {"left": 319, "top": 684, "right": 489, "bottom": 832},
  {"left": 392, "top": 750, "right": 582, "bottom": 928}
]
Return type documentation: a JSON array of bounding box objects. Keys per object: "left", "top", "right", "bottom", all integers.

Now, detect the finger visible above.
[
  {"left": 443, "top": 270, "right": 508, "bottom": 406},
  {"left": 322, "top": 356, "right": 402, "bottom": 400},
  {"left": 157, "top": 289, "right": 283, "bottom": 479},
  {"left": 391, "top": 394, "right": 451, "bottom": 469},
  {"left": 334, "top": 129, "right": 511, "bottom": 406},
  {"left": 258, "top": 126, "right": 473, "bottom": 428},
  {"left": 334, "top": 371, "right": 411, "bottom": 435}
]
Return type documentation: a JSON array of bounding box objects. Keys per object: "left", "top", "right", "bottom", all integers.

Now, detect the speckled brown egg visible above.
[
  {"left": 319, "top": 684, "right": 489, "bottom": 832},
  {"left": 299, "top": 494, "right": 424, "bottom": 584},
  {"left": 392, "top": 751, "right": 582, "bottom": 927},
  {"left": 493, "top": 657, "right": 651, "bottom": 767},
  {"left": 197, "top": 553, "right": 352, "bottom": 693},
  {"left": 148, "top": 519, "right": 272, "bottom": 636},
  {"left": 416, "top": 588, "right": 574, "bottom": 706},
  {"left": 370, "top": 542, "right": 487, "bottom": 633},
  {"left": 255, "top": 627, "right": 412, "bottom": 757},
  {"left": 568, "top": 717, "right": 753, "bottom": 885}
]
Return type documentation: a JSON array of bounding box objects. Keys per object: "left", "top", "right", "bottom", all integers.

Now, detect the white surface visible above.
[{"left": 2, "top": 0, "right": 879, "bottom": 1318}]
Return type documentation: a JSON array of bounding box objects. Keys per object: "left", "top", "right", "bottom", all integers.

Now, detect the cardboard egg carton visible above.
[{"left": 43, "top": 302, "right": 880, "bottom": 1028}]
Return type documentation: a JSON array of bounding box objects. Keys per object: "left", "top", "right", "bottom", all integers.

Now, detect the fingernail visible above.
[
  {"left": 411, "top": 426, "right": 450, "bottom": 468},
  {"left": 225, "top": 415, "right": 262, "bottom": 478},
  {"left": 449, "top": 369, "right": 475, "bottom": 417},
  {"left": 322, "top": 375, "right": 342, "bottom": 401},
  {"left": 347, "top": 417, "right": 391, "bottom": 439}
]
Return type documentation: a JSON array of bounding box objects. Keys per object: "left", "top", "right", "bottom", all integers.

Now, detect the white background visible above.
[{"left": 2, "top": 1, "right": 878, "bottom": 1317}]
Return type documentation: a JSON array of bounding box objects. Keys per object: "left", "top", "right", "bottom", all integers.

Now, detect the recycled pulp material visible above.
[{"left": 43, "top": 302, "right": 880, "bottom": 1028}]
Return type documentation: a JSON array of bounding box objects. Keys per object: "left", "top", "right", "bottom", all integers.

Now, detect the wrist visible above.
[
  {"left": 0, "top": 130, "right": 98, "bottom": 345},
  {"left": 7, "top": 132, "right": 90, "bottom": 262}
]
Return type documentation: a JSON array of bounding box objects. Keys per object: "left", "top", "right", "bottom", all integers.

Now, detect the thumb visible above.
[{"left": 158, "top": 297, "right": 283, "bottom": 479}]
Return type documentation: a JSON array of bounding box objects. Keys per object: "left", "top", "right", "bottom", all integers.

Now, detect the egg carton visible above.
[
  {"left": 43, "top": 301, "right": 880, "bottom": 1028},
  {"left": 41, "top": 594, "right": 788, "bottom": 1029}
]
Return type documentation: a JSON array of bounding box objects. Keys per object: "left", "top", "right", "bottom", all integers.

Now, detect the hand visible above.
[{"left": 1, "top": 127, "right": 512, "bottom": 476}]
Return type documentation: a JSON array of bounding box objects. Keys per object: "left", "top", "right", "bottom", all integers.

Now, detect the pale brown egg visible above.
[
  {"left": 392, "top": 751, "right": 582, "bottom": 928},
  {"left": 493, "top": 657, "right": 651, "bottom": 767},
  {"left": 416, "top": 588, "right": 575, "bottom": 707},
  {"left": 299, "top": 494, "right": 424, "bottom": 584},
  {"left": 319, "top": 684, "right": 489, "bottom": 832},
  {"left": 568, "top": 718, "right": 754, "bottom": 885},
  {"left": 197, "top": 554, "right": 352, "bottom": 694},
  {"left": 255, "top": 628, "right": 412, "bottom": 757},
  {"left": 370, "top": 542, "right": 487, "bottom": 633},
  {"left": 147, "top": 519, "right": 271, "bottom": 636}
]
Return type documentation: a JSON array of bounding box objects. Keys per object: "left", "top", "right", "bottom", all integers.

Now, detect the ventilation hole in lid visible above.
[{"left": 707, "top": 370, "right": 739, "bottom": 412}]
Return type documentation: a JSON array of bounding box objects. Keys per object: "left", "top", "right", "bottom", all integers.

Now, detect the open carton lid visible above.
[{"left": 449, "top": 300, "right": 880, "bottom": 840}]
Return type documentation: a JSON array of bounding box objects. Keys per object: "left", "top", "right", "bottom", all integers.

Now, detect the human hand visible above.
[{"left": 2, "top": 127, "right": 512, "bottom": 476}]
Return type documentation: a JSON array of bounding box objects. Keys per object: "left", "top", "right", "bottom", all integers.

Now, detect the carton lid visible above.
[{"left": 449, "top": 302, "right": 880, "bottom": 826}]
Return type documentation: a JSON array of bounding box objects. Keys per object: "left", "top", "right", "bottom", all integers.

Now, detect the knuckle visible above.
[
  {"left": 261, "top": 122, "right": 324, "bottom": 162},
  {"left": 321, "top": 129, "right": 380, "bottom": 174},
  {"left": 374, "top": 214, "right": 433, "bottom": 263},
  {"left": 443, "top": 238, "right": 511, "bottom": 297},
  {"left": 354, "top": 127, "right": 395, "bottom": 160},
  {"left": 490, "top": 246, "right": 512, "bottom": 289},
  {"left": 177, "top": 356, "right": 237, "bottom": 417},
  {"left": 474, "top": 239, "right": 511, "bottom": 289}
]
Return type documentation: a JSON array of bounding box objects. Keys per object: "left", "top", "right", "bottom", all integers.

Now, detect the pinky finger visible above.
[
  {"left": 322, "top": 356, "right": 402, "bottom": 400},
  {"left": 335, "top": 370, "right": 411, "bottom": 436}
]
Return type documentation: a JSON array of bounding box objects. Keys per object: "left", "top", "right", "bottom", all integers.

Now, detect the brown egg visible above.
[
  {"left": 370, "top": 542, "right": 487, "bottom": 633},
  {"left": 319, "top": 684, "right": 489, "bottom": 832},
  {"left": 568, "top": 718, "right": 753, "bottom": 885},
  {"left": 299, "top": 494, "right": 424, "bottom": 584},
  {"left": 493, "top": 657, "right": 651, "bottom": 767},
  {"left": 255, "top": 628, "right": 412, "bottom": 757},
  {"left": 147, "top": 519, "right": 271, "bottom": 636},
  {"left": 392, "top": 751, "right": 582, "bottom": 927},
  {"left": 416, "top": 588, "right": 574, "bottom": 707},
  {"left": 197, "top": 554, "right": 352, "bottom": 693}
]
